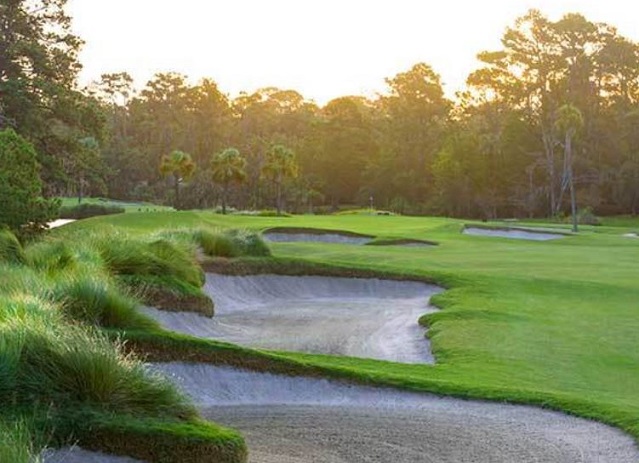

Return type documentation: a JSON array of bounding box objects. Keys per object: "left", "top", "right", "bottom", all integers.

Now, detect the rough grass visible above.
[
  {"left": 0, "top": 419, "right": 41, "bottom": 463},
  {"left": 0, "top": 229, "right": 26, "bottom": 264},
  {"left": 0, "top": 227, "right": 253, "bottom": 461}
]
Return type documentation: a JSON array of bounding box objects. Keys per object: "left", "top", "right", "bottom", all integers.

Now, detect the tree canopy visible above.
[{"left": 2, "top": 7, "right": 639, "bottom": 218}]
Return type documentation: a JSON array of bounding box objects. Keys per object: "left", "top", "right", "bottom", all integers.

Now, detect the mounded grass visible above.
[{"left": 0, "top": 227, "right": 256, "bottom": 462}]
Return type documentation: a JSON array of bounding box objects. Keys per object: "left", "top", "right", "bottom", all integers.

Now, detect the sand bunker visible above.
[
  {"left": 47, "top": 219, "right": 76, "bottom": 229},
  {"left": 463, "top": 226, "right": 566, "bottom": 241},
  {"left": 262, "top": 227, "right": 374, "bottom": 244},
  {"left": 156, "top": 363, "right": 639, "bottom": 463},
  {"left": 144, "top": 274, "right": 441, "bottom": 364},
  {"left": 623, "top": 232, "right": 638, "bottom": 238},
  {"left": 42, "top": 447, "right": 143, "bottom": 463},
  {"left": 368, "top": 238, "right": 437, "bottom": 247}
]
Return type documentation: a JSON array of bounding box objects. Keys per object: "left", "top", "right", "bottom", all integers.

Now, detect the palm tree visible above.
[
  {"left": 261, "top": 144, "right": 298, "bottom": 215},
  {"left": 555, "top": 104, "right": 584, "bottom": 232},
  {"left": 159, "top": 150, "right": 196, "bottom": 209},
  {"left": 211, "top": 147, "right": 246, "bottom": 214}
]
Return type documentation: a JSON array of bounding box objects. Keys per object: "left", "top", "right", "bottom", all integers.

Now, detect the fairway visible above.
[{"left": 56, "top": 212, "right": 639, "bottom": 446}]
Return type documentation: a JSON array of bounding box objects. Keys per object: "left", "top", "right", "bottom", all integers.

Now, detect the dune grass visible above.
[
  {"left": 53, "top": 211, "right": 639, "bottom": 446},
  {"left": 0, "top": 228, "right": 253, "bottom": 461},
  {"left": 0, "top": 419, "right": 42, "bottom": 463}
]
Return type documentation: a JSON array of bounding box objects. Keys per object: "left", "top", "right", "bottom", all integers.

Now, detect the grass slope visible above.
[{"left": 57, "top": 211, "right": 639, "bottom": 444}]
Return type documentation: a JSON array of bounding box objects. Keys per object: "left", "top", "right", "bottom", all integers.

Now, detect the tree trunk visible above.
[
  {"left": 542, "top": 130, "right": 557, "bottom": 217},
  {"left": 276, "top": 179, "right": 282, "bottom": 215},
  {"left": 174, "top": 174, "right": 180, "bottom": 209},
  {"left": 222, "top": 182, "right": 228, "bottom": 214},
  {"left": 566, "top": 133, "right": 578, "bottom": 232}
]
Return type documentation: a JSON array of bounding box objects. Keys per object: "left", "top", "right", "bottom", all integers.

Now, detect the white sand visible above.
[
  {"left": 463, "top": 226, "right": 566, "bottom": 241},
  {"left": 156, "top": 363, "right": 639, "bottom": 463},
  {"left": 47, "top": 219, "right": 77, "bottom": 229},
  {"left": 263, "top": 232, "right": 373, "bottom": 244},
  {"left": 144, "top": 274, "right": 441, "bottom": 364}
]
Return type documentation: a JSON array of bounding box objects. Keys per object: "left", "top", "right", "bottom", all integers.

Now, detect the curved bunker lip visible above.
[
  {"left": 463, "top": 225, "right": 569, "bottom": 241},
  {"left": 262, "top": 227, "right": 375, "bottom": 244},
  {"left": 144, "top": 273, "right": 441, "bottom": 364},
  {"left": 155, "top": 363, "right": 639, "bottom": 463},
  {"left": 42, "top": 447, "right": 144, "bottom": 463},
  {"left": 367, "top": 238, "right": 438, "bottom": 247}
]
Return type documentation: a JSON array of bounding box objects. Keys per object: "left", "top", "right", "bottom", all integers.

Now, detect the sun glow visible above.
[{"left": 67, "top": 0, "right": 639, "bottom": 103}]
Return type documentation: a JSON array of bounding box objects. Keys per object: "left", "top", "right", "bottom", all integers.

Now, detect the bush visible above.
[
  {"left": 59, "top": 203, "right": 125, "bottom": 220},
  {"left": 576, "top": 207, "right": 602, "bottom": 226},
  {"left": 0, "top": 129, "right": 59, "bottom": 238},
  {"left": 0, "top": 230, "right": 26, "bottom": 264}
]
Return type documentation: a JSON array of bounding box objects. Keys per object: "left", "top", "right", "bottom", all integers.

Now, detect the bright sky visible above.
[{"left": 67, "top": 0, "right": 639, "bottom": 104}]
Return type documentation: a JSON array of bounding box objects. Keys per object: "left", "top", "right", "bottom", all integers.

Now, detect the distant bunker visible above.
[
  {"left": 144, "top": 273, "right": 442, "bottom": 364},
  {"left": 368, "top": 238, "right": 438, "bottom": 247},
  {"left": 463, "top": 225, "right": 568, "bottom": 241},
  {"left": 262, "top": 227, "right": 375, "bottom": 244}
]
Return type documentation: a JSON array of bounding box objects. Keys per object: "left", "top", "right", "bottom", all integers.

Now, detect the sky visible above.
[{"left": 67, "top": 0, "right": 639, "bottom": 104}]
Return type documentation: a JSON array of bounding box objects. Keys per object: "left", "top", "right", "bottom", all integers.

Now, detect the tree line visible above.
[{"left": 2, "top": 1, "right": 639, "bottom": 220}]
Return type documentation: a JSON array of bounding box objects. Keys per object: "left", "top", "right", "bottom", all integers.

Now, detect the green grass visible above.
[
  {"left": 58, "top": 197, "right": 174, "bottom": 213},
  {"left": 0, "top": 419, "right": 42, "bottom": 463},
  {"left": 0, "top": 228, "right": 250, "bottom": 461},
  {"left": 54, "top": 211, "right": 639, "bottom": 445}
]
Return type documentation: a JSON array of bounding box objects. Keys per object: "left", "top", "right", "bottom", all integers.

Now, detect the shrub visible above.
[
  {"left": 576, "top": 207, "right": 602, "bottom": 226},
  {"left": 59, "top": 203, "right": 125, "bottom": 220},
  {"left": 0, "top": 230, "right": 26, "bottom": 264},
  {"left": 0, "top": 129, "right": 59, "bottom": 238}
]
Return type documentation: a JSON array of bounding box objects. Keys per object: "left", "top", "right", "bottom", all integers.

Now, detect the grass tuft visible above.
[
  {"left": 0, "top": 229, "right": 26, "bottom": 264},
  {"left": 49, "top": 274, "right": 158, "bottom": 330}
]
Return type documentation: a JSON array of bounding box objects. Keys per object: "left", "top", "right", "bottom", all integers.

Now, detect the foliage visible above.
[
  {"left": 0, "top": 129, "right": 59, "bottom": 237},
  {"left": 59, "top": 203, "right": 125, "bottom": 219},
  {"left": 211, "top": 147, "right": 247, "bottom": 214},
  {"left": 261, "top": 144, "right": 298, "bottom": 215},
  {"left": 159, "top": 150, "right": 196, "bottom": 209}
]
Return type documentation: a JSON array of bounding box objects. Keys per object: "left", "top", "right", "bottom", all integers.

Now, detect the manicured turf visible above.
[
  {"left": 58, "top": 211, "right": 639, "bottom": 442},
  {"left": 58, "top": 197, "right": 174, "bottom": 213}
]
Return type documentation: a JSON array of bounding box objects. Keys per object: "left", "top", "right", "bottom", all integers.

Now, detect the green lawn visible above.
[
  {"left": 57, "top": 212, "right": 639, "bottom": 440},
  {"left": 58, "top": 197, "right": 174, "bottom": 213}
]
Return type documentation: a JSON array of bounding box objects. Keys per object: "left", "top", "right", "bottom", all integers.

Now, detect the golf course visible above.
[
  {"left": 0, "top": 210, "right": 631, "bottom": 462},
  {"left": 3, "top": 2, "right": 639, "bottom": 460}
]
